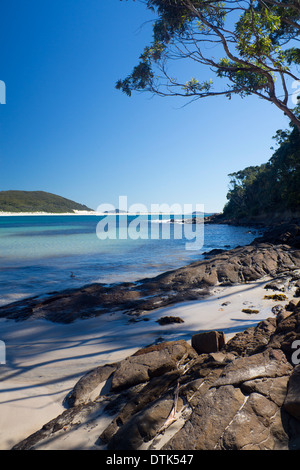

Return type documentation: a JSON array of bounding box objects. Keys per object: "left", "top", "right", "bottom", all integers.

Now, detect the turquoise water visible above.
[{"left": 0, "top": 215, "right": 258, "bottom": 306}]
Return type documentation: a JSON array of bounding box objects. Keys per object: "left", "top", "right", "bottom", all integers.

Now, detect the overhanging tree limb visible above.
[{"left": 117, "top": 0, "right": 300, "bottom": 131}]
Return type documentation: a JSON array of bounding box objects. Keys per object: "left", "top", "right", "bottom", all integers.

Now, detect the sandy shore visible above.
[
  {"left": 0, "top": 275, "right": 295, "bottom": 450},
  {"left": 0, "top": 211, "right": 99, "bottom": 216},
  {"left": 0, "top": 211, "right": 187, "bottom": 216}
]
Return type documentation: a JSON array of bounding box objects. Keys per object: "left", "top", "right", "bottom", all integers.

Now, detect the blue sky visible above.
[{"left": 0, "top": 0, "right": 293, "bottom": 213}]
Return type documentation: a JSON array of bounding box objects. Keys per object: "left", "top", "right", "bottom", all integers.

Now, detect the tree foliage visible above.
[
  {"left": 117, "top": 0, "right": 300, "bottom": 130},
  {"left": 223, "top": 108, "right": 300, "bottom": 219}
]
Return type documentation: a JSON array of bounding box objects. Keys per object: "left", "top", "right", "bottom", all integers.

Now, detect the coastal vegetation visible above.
[
  {"left": 0, "top": 190, "right": 92, "bottom": 213},
  {"left": 223, "top": 112, "right": 300, "bottom": 220}
]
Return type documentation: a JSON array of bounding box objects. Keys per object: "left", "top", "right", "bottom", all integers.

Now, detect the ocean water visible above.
[{"left": 0, "top": 215, "right": 259, "bottom": 307}]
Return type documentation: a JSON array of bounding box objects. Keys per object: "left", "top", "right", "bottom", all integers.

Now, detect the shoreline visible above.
[
  {"left": 1, "top": 274, "right": 297, "bottom": 450},
  {"left": 0, "top": 221, "right": 299, "bottom": 449},
  {"left": 0, "top": 212, "right": 195, "bottom": 217}
]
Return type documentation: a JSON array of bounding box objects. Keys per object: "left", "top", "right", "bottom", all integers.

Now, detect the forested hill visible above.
[
  {"left": 0, "top": 191, "right": 93, "bottom": 213},
  {"left": 222, "top": 115, "right": 300, "bottom": 222}
]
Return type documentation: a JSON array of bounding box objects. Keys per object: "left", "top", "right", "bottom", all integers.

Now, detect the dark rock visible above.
[
  {"left": 224, "top": 317, "right": 277, "bottom": 356},
  {"left": 241, "top": 376, "right": 290, "bottom": 407},
  {"left": 276, "top": 310, "right": 293, "bottom": 325},
  {"left": 284, "top": 365, "right": 300, "bottom": 420},
  {"left": 156, "top": 316, "right": 184, "bottom": 325},
  {"left": 110, "top": 340, "right": 197, "bottom": 392},
  {"left": 100, "top": 370, "right": 181, "bottom": 445},
  {"left": 164, "top": 385, "right": 245, "bottom": 450},
  {"left": 0, "top": 243, "right": 300, "bottom": 323},
  {"left": 202, "top": 248, "right": 226, "bottom": 259},
  {"left": 272, "top": 304, "right": 285, "bottom": 315},
  {"left": 191, "top": 331, "right": 225, "bottom": 355},
  {"left": 214, "top": 349, "right": 292, "bottom": 387},
  {"left": 108, "top": 395, "right": 176, "bottom": 450},
  {"left": 286, "top": 299, "right": 300, "bottom": 312},
  {"left": 265, "top": 282, "right": 286, "bottom": 292},
  {"left": 8, "top": 228, "right": 300, "bottom": 451},
  {"left": 267, "top": 309, "right": 300, "bottom": 360},
  {"left": 252, "top": 223, "right": 300, "bottom": 248},
  {"left": 12, "top": 311, "right": 300, "bottom": 451},
  {"left": 217, "top": 392, "right": 288, "bottom": 450}
]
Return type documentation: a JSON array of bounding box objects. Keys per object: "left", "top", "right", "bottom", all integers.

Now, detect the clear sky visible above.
[{"left": 0, "top": 0, "right": 293, "bottom": 213}]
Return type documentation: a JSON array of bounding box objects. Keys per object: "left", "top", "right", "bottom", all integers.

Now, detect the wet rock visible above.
[{"left": 1, "top": 243, "right": 300, "bottom": 323}]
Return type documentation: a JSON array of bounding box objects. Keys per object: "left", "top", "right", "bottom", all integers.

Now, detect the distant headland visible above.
[{"left": 0, "top": 190, "right": 94, "bottom": 214}]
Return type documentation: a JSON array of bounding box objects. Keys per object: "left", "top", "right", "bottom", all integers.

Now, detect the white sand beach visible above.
[
  {"left": 0, "top": 211, "right": 99, "bottom": 216},
  {"left": 0, "top": 275, "right": 295, "bottom": 450}
]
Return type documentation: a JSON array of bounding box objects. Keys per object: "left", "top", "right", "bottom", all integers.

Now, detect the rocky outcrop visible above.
[
  {"left": 12, "top": 302, "right": 300, "bottom": 451},
  {"left": 0, "top": 242, "right": 299, "bottom": 323},
  {"left": 252, "top": 223, "right": 300, "bottom": 249}
]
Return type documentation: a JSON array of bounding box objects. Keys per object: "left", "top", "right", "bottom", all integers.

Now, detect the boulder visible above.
[
  {"left": 286, "top": 299, "right": 300, "bottom": 312},
  {"left": 107, "top": 395, "right": 177, "bottom": 450},
  {"left": 111, "top": 340, "right": 197, "bottom": 392},
  {"left": 100, "top": 370, "right": 181, "bottom": 445},
  {"left": 272, "top": 304, "right": 285, "bottom": 316},
  {"left": 191, "top": 331, "right": 225, "bottom": 355},
  {"left": 65, "top": 363, "right": 117, "bottom": 407},
  {"left": 224, "top": 317, "right": 277, "bottom": 356},
  {"left": 156, "top": 316, "right": 184, "bottom": 325}
]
